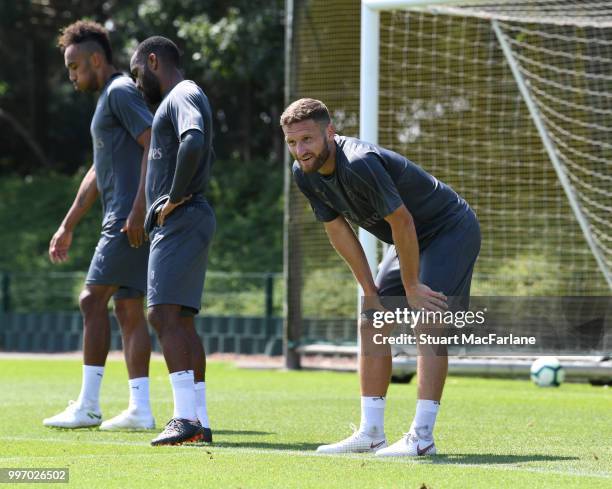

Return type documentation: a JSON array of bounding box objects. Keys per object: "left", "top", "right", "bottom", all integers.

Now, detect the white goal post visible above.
[{"left": 359, "top": 0, "right": 612, "bottom": 290}]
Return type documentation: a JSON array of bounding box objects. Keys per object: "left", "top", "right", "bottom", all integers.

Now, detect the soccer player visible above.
[
  {"left": 281, "top": 98, "right": 481, "bottom": 456},
  {"left": 129, "top": 36, "right": 214, "bottom": 446},
  {"left": 44, "top": 20, "right": 155, "bottom": 431}
]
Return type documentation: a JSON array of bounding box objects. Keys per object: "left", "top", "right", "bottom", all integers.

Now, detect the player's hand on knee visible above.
[
  {"left": 360, "top": 292, "right": 388, "bottom": 325},
  {"left": 49, "top": 226, "right": 73, "bottom": 263},
  {"left": 361, "top": 293, "right": 384, "bottom": 317},
  {"left": 122, "top": 206, "right": 146, "bottom": 248},
  {"left": 406, "top": 282, "right": 447, "bottom": 312},
  {"left": 360, "top": 294, "right": 395, "bottom": 334}
]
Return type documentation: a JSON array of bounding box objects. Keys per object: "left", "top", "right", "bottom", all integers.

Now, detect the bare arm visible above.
[
  {"left": 121, "top": 128, "right": 151, "bottom": 247},
  {"left": 323, "top": 216, "right": 378, "bottom": 296},
  {"left": 134, "top": 128, "right": 151, "bottom": 216},
  {"left": 63, "top": 164, "right": 99, "bottom": 229},
  {"left": 385, "top": 205, "right": 447, "bottom": 311},
  {"left": 49, "top": 165, "right": 98, "bottom": 263}
]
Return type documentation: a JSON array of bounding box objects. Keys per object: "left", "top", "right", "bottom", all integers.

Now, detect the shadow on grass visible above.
[
  {"left": 214, "top": 430, "right": 275, "bottom": 436},
  {"left": 210, "top": 441, "right": 320, "bottom": 451},
  {"left": 45, "top": 427, "right": 157, "bottom": 433},
  {"left": 101, "top": 429, "right": 158, "bottom": 433},
  {"left": 429, "top": 454, "right": 579, "bottom": 465},
  {"left": 43, "top": 427, "right": 274, "bottom": 436}
]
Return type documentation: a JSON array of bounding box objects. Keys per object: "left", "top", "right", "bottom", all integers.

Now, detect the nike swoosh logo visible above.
[
  {"left": 370, "top": 440, "right": 386, "bottom": 450},
  {"left": 417, "top": 442, "right": 435, "bottom": 456}
]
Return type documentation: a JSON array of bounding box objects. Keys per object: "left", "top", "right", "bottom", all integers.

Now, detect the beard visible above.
[
  {"left": 141, "top": 66, "right": 163, "bottom": 107},
  {"left": 299, "top": 139, "right": 331, "bottom": 174},
  {"left": 74, "top": 62, "right": 97, "bottom": 92}
]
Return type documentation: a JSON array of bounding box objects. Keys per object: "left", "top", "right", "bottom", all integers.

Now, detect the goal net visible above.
[{"left": 285, "top": 0, "right": 611, "bottom": 353}]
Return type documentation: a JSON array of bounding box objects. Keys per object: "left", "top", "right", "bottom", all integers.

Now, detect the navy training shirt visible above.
[
  {"left": 146, "top": 80, "right": 214, "bottom": 208},
  {"left": 293, "top": 135, "right": 469, "bottom": 248},
  {"left": 90, "top": 74, "right": 152, "bottom": 228}
]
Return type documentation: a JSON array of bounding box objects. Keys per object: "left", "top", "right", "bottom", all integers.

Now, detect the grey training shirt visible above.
[
  {"left": 293, "top": 135, "right": 469, "bottom": 248},
  {"left": 146, "top": 80, "right": 214, "bottom": 208},
  {"left": 90, "top": 73, "right": 152, "bottom": 228}
]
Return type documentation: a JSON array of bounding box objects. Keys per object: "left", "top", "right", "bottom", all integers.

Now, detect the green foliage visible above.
[
  {"left": 171, "top": 1, "right": 285, "bottom": 162},
  {"left": 0, "top": 0, "right": 285, "bottom": 175},
  {"left": 0, "top": 1, "right": 286, "bottom": 311},
  {"left": 301, "top": 268, "right": 356, "bottom": 318},
  {"left": 6, "top": 271, "right": 86, "bottom": 312},
  {"left": 471, "top": 250, "right": 600, "bottom": 296},
  {"left": 0, "top": 172, "right": 102, "bottom": 273},
  {"left": 0, "top": 162, "right": 283, "bottom": 274},
  {"left": 207, "top": 159, "right": 283, "bottom": 273},
  {"left": 0, "top": 166, "right": 283, "bottom": 312},
  {"left": 0, "top": 1, "right": 286, "bottom": 312},
  {"left": 202, "top": 272, "right": 284, "bottom": 316}
]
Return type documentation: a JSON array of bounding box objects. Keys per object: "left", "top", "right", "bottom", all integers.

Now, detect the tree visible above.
[
  {"left": 0, "top": 1, "right": 286, "bottom": 275},
  {"left": 0, "top": 0, "right": 285, "bottom": 175}
]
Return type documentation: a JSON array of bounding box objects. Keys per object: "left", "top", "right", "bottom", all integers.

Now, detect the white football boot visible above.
[
  {"left": 43, "top": 401, "right": 102, "bottom": 428},
  {"left": 99, "top": 408, "right": 155, "bottom": 431},
  {"left": 375, "top": 432, "right": 436, "bottom": 457},
  {"left": 317, "top": 425, "right": 387, "bottom": 454}
]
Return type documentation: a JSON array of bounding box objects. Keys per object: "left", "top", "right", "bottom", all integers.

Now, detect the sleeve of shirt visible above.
[
  {"left": 348, "top": 153, "right": 404, "bottom": 218},
  {"left": 292, "top": 164, "right": 339, "bottom": 222},
  {"left": 167, "top": 88, "right": 206, "bottom": 141},
  {"left": 108, "top": 82, "right": 152, "bottom": 141}
]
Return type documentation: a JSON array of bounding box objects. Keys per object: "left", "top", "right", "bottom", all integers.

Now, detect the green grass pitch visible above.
[{"left": 0, "top": 357, "right": 610, "bottom": 488}]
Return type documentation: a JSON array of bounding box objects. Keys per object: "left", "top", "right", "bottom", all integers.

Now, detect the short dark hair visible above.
[
  {"left": 280, "top": 98, "right": 331, "bottom": 127},
  {"left": 135, "top": 36, "right": 181, "bottom": 67},
  {"left": 58, "top": 20, "right": 113, "bottom": 63}
]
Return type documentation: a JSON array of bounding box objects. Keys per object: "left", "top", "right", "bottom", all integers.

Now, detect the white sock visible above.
[
  {"left": 194, "top": 382, "right": 210, "bottom": 428},
  {"left": 359, "top": 396, "right": 386, "bottom": 436},
  {"left": 410, "top": 399, "right": 440, "bottom": 440},
  {"left": 128, "top": 377, "right": 151, "bottom": 414},
  {"left": 169, "top": 370, "right": 196, "bottom": 421},
  {"left": 76, "top": 365, "right": 104, "bottom": 410}
]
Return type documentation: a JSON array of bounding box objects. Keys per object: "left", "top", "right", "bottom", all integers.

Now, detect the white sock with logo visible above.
[
  {"left": 359, "top": 396, "right": 386, "bottom": 436},
  {"left": 410, "top": 399, "right": 440, "bottom": 440},
  {"left": 194, "top": 382, "right": 210, "bottom": 428},
  {"left": 76, "top": 365, "right": 104, "bottom": 411},
  {"left": 128, "top": 377, "right": 151, "bottom": 414},
  {"left": 169, "top": 370, "right": 197, "bottom": 421}
]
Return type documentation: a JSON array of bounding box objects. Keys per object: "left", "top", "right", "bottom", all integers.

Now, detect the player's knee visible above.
[
  {"left": 79, "top": 289, "right": 107, "bottom": 317},
  {"left": 360, "top": 317, "right": 393, "bottom": 337},
  {"left": 414, "top": 321, "right": 448, "bottom": 356},
  {"left": 114, "top": 301, "right": 144, "bottom": 328},
  {"left": 147, "top": 307, "right": 166, "bottom": 336}
]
